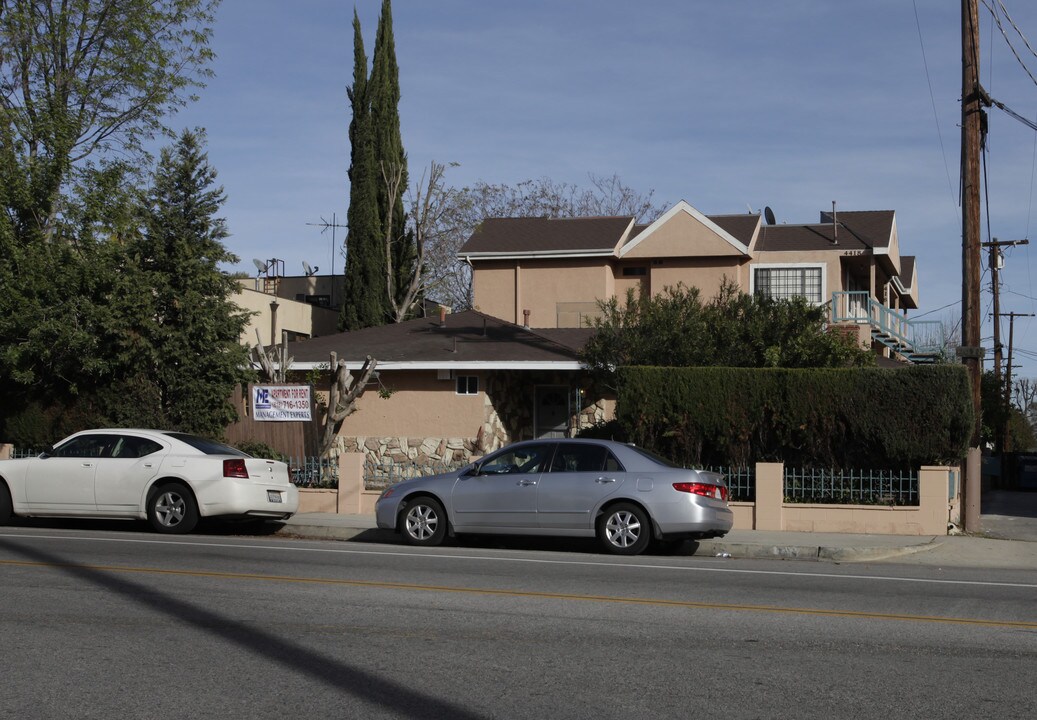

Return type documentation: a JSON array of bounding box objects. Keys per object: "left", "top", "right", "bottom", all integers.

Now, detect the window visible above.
[
  {"left": 548, "top": 443, "right": 623, "bottom": 473},
  {"left": 622, "top": 266, "right": 647, "bottom": 276},
  {"left": 477, "top": 444, "right": 552, "bottom": 475},
  {"left": 111, "top": 436, "right": 163, "bottom": 459},
  {"left": 50, "top": 434, "right": 117, "bottom": 458},
  {"left": 753, "top": 266, "right": 823, "bottom": 303},
  {"left": 165, "top": 433, "right": 248, "bottom": 456},
  {"left": 456, "top": 375, "right": 478, "bottom": 395}
]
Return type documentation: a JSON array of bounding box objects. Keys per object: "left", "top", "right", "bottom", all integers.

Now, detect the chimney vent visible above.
[{"left": 831, "top": 201, "right": 839, "bottom": 244}]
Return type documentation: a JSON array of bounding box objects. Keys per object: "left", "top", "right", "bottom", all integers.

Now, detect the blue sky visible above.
[{"left": 169, "top": 0, "right": 1037, "bottom": 379}]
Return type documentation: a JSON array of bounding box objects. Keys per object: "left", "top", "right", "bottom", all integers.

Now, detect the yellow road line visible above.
[{"left": 3, "top": 558, "right": 1035, "bottom": 629}]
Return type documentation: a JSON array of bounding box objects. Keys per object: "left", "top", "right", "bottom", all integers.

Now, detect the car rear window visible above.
[
  {"left": 626, "top": 445, "right": 683, "bottom": 469},
  {"left": 164, "top": 432, "right": 248, "bottom": 457}
]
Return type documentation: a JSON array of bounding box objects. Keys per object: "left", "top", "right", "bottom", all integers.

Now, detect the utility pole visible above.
[
  {"left": 960, "top": 0, "right": 984, "bottom": 533},
  {"left": 985, "top": 238, "right": 1029, "bottom": 453}
]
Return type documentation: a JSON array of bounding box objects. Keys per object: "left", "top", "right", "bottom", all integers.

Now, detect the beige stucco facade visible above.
[
  {"left": 467, "top": 202, "right": 916, "bottom": 334},
  {"left": 472, "top": 259, "right": 614, "bottom": 327},
  {"left": 235, "top": 286, "right": 339, "bottom": 346}
]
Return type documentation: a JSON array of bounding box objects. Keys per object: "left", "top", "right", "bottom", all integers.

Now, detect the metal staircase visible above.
[{"left": 830, "top": 292, "right": 944, "bottom": 364}]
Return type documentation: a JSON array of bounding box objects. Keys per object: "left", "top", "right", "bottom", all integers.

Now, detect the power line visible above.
[
  {"left": 981, "top": 0, "right": 1037, "bottom": 87},
  {"left": 913, "top": 0, "right": 959, "bottom": 220}
]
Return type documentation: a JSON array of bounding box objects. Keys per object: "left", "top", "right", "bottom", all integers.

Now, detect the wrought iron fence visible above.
[
  {"left": 696, "top": 465, "right": 756, "bottom": 502},
  {"left": 783, "top": 468, "right": 919, "bottom": 506},
  {"left": 9, "top": 447, "right": 42, "bottom": 459},
  {"left": 364, "top": 457, "right": 469, "bottom": 492},
  {"left": 288, "top": 456, "right": 339, "bottom": 489}
]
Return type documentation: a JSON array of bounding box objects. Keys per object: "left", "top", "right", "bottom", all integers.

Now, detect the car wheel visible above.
[
  {"left": 400, "top": 496, "right": 447, "bottom": 546},
  {"left": 598, "top": 502, "right": 651, "bottom": 555},
  {"left": 0, "top": 483, "right": 12, "bottom": 525},
  {"left": 147, "top": 483, "right": 199, "bottom": 534}
]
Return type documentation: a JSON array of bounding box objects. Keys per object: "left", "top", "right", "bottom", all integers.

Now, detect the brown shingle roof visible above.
[
  {"left": 819, "top": 210, "right": 895, "bottom": 250},
  {"left": 459, "top": 216, "right": 633, "bottom": 255},
  {"left": 754, "top": 210, "right": 895, "bottom": 253},
  {"left": 287, "top": 310, "right": 585, "bottom": 367},
  {"left": 709, "top": 214, "right": 761, "bottom": 246}
]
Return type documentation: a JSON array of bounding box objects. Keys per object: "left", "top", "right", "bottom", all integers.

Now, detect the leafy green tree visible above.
[
  {"left": 128, "top": 129, "right": 253, "bottom": 436},
  {"left": 982, "top": 371, "right": 1036, "bottom": 452},
  {"left": 581, "top": 281, "right": 873, "bottom": 393},
  {"left": 0, "top": 0, "right": 218, "bottom": 241},
  {"left": 340, "top": 9, "right": 387, "bottom": 331}
]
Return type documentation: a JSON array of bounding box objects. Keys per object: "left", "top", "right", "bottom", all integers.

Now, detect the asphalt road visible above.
[{"left": 1, "top": 527, "right": 1034, "bottom": 720}]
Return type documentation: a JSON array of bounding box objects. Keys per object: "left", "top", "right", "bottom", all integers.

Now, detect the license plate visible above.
[{"left": 267, "top": 491, "right": 282, "bottom": 503}]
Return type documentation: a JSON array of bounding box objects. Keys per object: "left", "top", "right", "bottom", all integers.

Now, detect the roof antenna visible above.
[{"left": 831, "top": 201, "right": 839, "bottom": 244}]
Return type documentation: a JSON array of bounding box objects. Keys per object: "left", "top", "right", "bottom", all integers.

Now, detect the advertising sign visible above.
[{"left": 252, "top": 385, "right": 312, "bottom": 421}]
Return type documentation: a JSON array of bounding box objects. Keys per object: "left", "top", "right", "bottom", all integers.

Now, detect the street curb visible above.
[
  {"left": 276, "top": 523, "right": 945, "bottom": 563},
  {"left": 694, "top": 538, "right": 943, "bottom": 562}
]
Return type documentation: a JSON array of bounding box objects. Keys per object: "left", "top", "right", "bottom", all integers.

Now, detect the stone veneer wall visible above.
[{"left": 333, "top": 371, "right": 610, "bottom": 466}]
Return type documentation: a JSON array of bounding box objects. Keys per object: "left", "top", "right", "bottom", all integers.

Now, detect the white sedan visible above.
[{"left": 0, "top": 429, "right": 299, "bottom": 534}]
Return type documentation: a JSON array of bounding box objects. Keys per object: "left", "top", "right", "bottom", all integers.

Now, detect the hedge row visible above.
[{"left": 615, "top": 365, "right": 973, "bottom": 469}]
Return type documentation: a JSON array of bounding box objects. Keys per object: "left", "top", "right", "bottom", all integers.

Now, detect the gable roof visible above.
[
  {"left": 285, "top": 310, "right": 587, "bottom": 370},
  {"left": 619, "top": 201, "right": 751, "bottom": 258},
  {"left": 458, "top": 202, "right": 759, "bottom": 260}
]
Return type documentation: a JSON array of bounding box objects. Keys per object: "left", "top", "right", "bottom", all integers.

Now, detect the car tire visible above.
[
  {"left": 147, "top": 483, "right": 199, "bottom": 534},
  {"left": 399, "top": 496, "right": 447, "bottom": 547},
  {"left": 598, "top": 502, "right": 651, "bottom": 556},
  {"left": 0, "top": 482, "right": 12, "bottom": 525}
]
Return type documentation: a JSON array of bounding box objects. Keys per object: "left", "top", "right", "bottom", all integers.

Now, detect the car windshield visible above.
[
  {"left": 164, "top": 432, "right": 249, "bottom": 457},
  {"left": 626, "top": 445, "right": 683, "bottom": 469}
]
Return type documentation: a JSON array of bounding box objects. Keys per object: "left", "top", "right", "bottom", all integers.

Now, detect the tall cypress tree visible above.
[
  {"left": 369, "top": 0, "right": 417, "bottom": 315},
  {"left": 340, "top": 9, "right": 386, "bottom": 331}
]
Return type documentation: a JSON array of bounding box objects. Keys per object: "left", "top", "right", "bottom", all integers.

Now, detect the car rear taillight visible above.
[
  {"left": 673, "top": 482, "right": 728, "bottom": 501},
  {"left": 223, "top": 458, "right": 249, "bottom": 479}
]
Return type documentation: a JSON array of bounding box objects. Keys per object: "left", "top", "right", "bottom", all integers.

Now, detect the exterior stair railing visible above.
[{"left": 830, "top": 291, "right": 944, "bottom": 363}]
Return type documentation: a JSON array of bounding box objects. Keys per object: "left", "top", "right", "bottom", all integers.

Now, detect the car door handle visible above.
[
  {"left": 517, "top": 479, "right": 537, "bottom": 486},
  {"left": 82, "top": 462, "right": 94, "bottom": 468},
  {"left": 595, "top": 477, "right": 616, "bottom": 483}
]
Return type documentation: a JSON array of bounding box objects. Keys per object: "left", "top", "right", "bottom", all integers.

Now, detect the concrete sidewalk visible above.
[{"left": 276, "top": 498, "right": 1037, "bottom": 570}]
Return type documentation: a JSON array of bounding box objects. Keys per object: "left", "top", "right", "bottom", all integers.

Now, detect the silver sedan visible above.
[{"left": 375, "top": 438, "right": 732, "bottom": 555}]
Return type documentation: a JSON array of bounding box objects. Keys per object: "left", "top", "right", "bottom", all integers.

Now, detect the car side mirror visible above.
[
  {"left": 39, "top": 446, "right": 54, "bottom": 459},
  {"left": 464, "top": 462, "right": 483, "bottom": 477}
]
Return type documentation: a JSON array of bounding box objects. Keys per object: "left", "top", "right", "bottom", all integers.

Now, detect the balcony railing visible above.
[{"left": 830, "top": 291, "right": 944, "bottom": 362}]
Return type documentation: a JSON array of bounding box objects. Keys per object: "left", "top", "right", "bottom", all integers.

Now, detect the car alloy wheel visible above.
[
  {"left": 401, "top": 497, "right": 447, "bottom": 546},
  {"left": 599, "top": 502, "right": 651, "bottom": 555},
  {"left": 148, "top": 483, "right": 199, "bottom": 534}
]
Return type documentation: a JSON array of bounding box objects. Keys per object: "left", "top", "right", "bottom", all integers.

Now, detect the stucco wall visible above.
[
  {"left": 472, "top": 259, "right": 611, "bottom": 328},
  {"left": 235, "top": 287, "right": 338, "bottom": 344},
  {"left": 648, "top": 260, "right": 745, "bottom": 299},
  {"left": 624, "top": 210, "right": 746, "bottom": 258},
  {"left": 336, "top": 370, "right": 488, "bottom": 438}
]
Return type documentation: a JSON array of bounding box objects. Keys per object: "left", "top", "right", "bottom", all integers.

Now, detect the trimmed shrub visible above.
[{"left": 617, "top": 365, "right": 973, "bottom": 469}]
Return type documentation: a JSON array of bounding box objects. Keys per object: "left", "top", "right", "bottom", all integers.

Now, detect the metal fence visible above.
[
  {"left": 288, "top": 456, "right": 339, "bottom": 489},
  {"left": 783, "top": 468, "right": 919, "bottom": 506},
  {"left": 9, "top": 447, "right": 41, "bottom": 459},
  {"left": 696, "top": 465, "right": 756, "bottom": 502},
  {"left": 364, "top": 457, "right": 469, "bottom": 492}
]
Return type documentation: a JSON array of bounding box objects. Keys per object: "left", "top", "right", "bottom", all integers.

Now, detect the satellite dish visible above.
[
  {"left": 253, "top": 258, "right": 268, "bottom": 274},
  {"left": 302, "top": 261, "right": 314, "bottom": 276},
  {"left": 764, "top": 206, "right": 776, "bottom": 226}
]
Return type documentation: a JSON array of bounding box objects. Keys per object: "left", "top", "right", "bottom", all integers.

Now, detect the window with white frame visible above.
[
  {"left": 456, "top": 375, "right": 479, "bottom": 395},
  {"left": 753, "top": 266, "right": 823, "bottom": 303}
]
